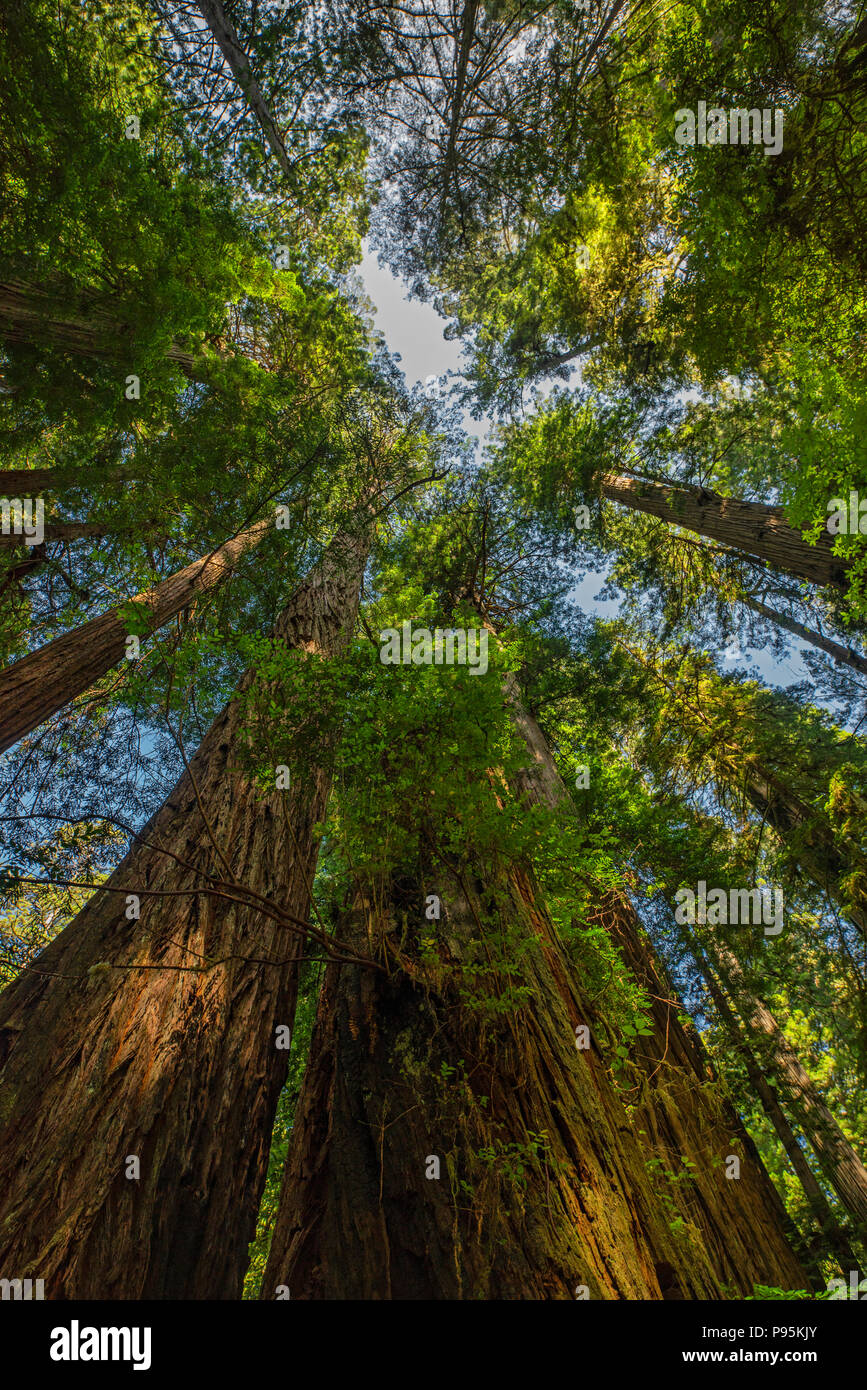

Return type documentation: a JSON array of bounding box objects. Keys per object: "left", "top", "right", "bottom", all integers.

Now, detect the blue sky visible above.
[
  {"left": 357, "top": 245, "right": 810, "bottom": 692},
  {"left": 360, "top": 246, "right": 464, "bottom": 387}
]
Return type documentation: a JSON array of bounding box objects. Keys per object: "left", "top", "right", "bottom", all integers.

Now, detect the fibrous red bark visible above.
[{"left": 0, "top": 526, "right": 369, "bottom": 1298}]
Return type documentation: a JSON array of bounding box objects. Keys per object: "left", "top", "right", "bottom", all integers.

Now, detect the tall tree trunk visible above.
[
  {"left": 261, "top": 662, "right": 806, "bottom": 1299},
  {"left": 688, "top": 934, "right": 862, "bottom": 1277},
  {"left": 0, "top": 467, "right": 138, "bottom": 496},
  {"left": 704, "top": 936, "right": 867, "bottom": 1244},
  {"left": 0, "top": 522, "right": 161, "bottom": 550},
  {"left": 0, "top": 526, "right": 370, "bottom": 1298},
  {"left": 0, "top": 469, "right": 65, "bottom": 494},
  {"left": 261, "top": 881, "right": 727, "bottom": 1299},
  {"left": 742, "top": 593, "right": 867, "bottom": 679},
  {"left": 194, "top": 2, "right": 295, "bottom": 182},
  {"left": 0, "top": 280, "right": 229, "bottom": 381},
  {"left": 0, "top": 517, "right": 272, "bottom": 754},
  {"left": 585, "top": 892, "right": 813, "bottom": 1292},
  {"left": 503, "top": 670, "right": 808, "bottom": 1294},
  {"left": 601, "top": 473, "right": 849, "bottom": 592}
]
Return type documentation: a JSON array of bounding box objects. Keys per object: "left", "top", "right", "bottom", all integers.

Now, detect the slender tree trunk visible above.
[
  {"left": 194, "top": 1, "right": 295, "bottom": 181},
  {"left": 601, "top": 473, "right": 850, "bottom": 591},
  {"left": 690, "top": 937, "right": 862, "bottom": 1277},
  {"left": 705, "top": 936, "right": 867, "bottom": 1243},
  {"left": 742, "top": 593, "right": 867, "bottom": 678},
  {"left": 0, "top": 526, "right": 370, "bottom": 1298},
  {"left": 743, "top": 768, "right": 867, "bottom": 941},
  {"left": 0, "top": 544, "right": 47, "bottom": 599},
  {"left": 619, "top": 639, "right": 867, "bottom": 943},
  {"left": 0, "top": 517, "right": 272, "bottom": 754}
]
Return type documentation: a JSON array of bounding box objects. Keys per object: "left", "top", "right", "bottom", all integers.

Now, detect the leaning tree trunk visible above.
[
  {"left": 601, "top": 473, "right": 850, "bottom": 592},
  {"left": 742, "top": 768, "right": 867, "bottom": 943},
  {"left": 0, "top": 525, "right": 370, "bottom": 1298},
  {"left": 704, "top": 936, "right": 867, "bottom": 1244},
  {"left": 688, "top": 934, "right": 862, "bottom": 1277},
  {"left": 194, "top": 1, "right": 295, "bottom": 181},
  {"left": 583, "top": 892, "right": 812, "bottom": 1292},
  {"left": 0, "top": 517, "right": 272, "bottom": 754},
  {"left": 0, "top": 280, "right": 208, "bottom": 380},
  {"left": 0, "top": 465, "right": 137, "bottom": 495},
  {"left": 621, "top": 640, "right": 867, "bottom": 943},
  {"left": 742, "top": 593, "right": 867, "bottom": 679}
]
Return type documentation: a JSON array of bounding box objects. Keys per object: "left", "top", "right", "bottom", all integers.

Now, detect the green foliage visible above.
[
  {"left": 242, "top": 971, "right": 320, "bottom": 1299},
  {"left": 4, "top": 0, "right": 867, "bottom": 1302},
  {"left": 748, "top": 1285, "right": 828, "bottom": 1301}
]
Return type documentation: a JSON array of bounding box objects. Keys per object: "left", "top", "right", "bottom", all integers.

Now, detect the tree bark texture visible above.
[
  {"left": 0, "top": 518, "right": 271, "bottom": 754},
  {"left": 505, "top": 674, "right": 808, "bottom": 1294},
  {"left": 601, "top": 474, "right": 849, "bottom": 592},
  {"left": 0, "top": 280, "right": 225, "bottom": 380},
  {"left": 261, "top": 668, "right": 807, "bottom": 1298},
  {"left": 0, "top": 527, "right": 369, "bottom": 1297}
]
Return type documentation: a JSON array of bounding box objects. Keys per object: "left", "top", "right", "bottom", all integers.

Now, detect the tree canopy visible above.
[{"left": 1, "top": 0, "right": 865, "bottom": 1312}]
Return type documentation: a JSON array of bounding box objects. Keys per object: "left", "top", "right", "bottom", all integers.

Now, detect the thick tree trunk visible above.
[
  {"left": 742, "top": 593, "right": 867, "bottom": 678},
  {"left": 0, "top": 279, "right": 201, "bottom": 377},
  {"left": 0, "top": 467, "right": 137, "bottom": 496},
  {"left": 0, "top": 518, "right": 271, "bottom": 754},
  {"left": 601, "top": 474, "right": 850, "bottom": 591},
  {"left": 706, "top": 937, "right": 867, "bottom": 1243},
  {"left": 261, "top": 881, "right": 725, "bottom": 1299},
  {"left": 261, "top": 665, "right": 806, "bottom": 1299},
  {"left": 0, "top": 522, "right": 157, "bottom": 550},
  {"left": 586, "top": 893, "right": 812, "bottom": 1292},
  {"left": 0, "top": 527, "right": 369, "bottom": 1298},
  {"left": 691, "top": 938, "right": 862, "bottom": 1277},
  {"left": 504, "top": 672, "right": 808, "bottom": 1293},
  {"left": 0, "top": 280, "right": 250, "bottom": 384}
]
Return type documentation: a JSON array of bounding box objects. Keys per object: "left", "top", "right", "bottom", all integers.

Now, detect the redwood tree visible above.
[
  {"left": 260, "top": 582, "right": 807, "bottom": 1298},
  {"left": 0, "top": 522, "right": 370, "bottom": 1298},
  {"left": 0, "top": 517, "right": 272, "bottom": 754}
]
